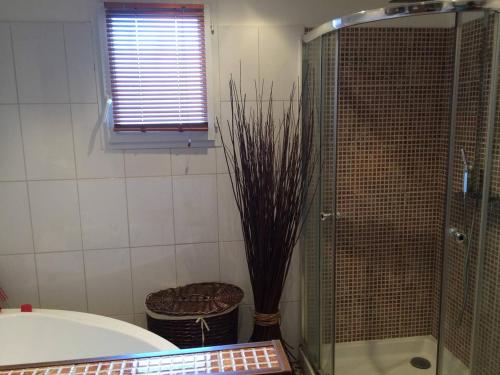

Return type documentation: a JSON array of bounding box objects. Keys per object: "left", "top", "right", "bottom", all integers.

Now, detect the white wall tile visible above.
[
  {"left": 237, "top": 304, "right": 254, "bottom": 343},
  {"left": 84, "top": 248, "right": 133, "bottom": 315},
  {"left": 11, "top": 23, "right": 69, "bottom": 103},
  {"left": 217, "top": 174, "right": 242, "bottom": 241},
  {"left": 0, "top": 254, "right": 38, "bottom": 307},
  {"left": 0, "top": 105, "right": 26, "bottom": 181},
  {"left": 218, "top": 25, "right": 258, "bottom": 101},
  {"left": 172, "top": 175, "right": 218, "bottom": 244},
  {"left": 0, "top": 182, "right": 33, "bottom": 255},
  {"left": 124, "top": 149, "right": 171, "bottom": 177},
  {"left": 175, "top": 243, "right": 219, "bottom": 285},
  {"left": 0, "top": 24, "right": 17, "bottom": 103},
  {"left": 72, "top": 104, "right": 124, "bottom": 178},
  {"left": 215, "top": 101, "right": 240, "bottom": 171},
  {"left": 131, "top": 246, "right": 176, "bottom": 313},
  {"left": 29, "top": 180, "right": 82, "bottom": 252},
  {"left": 36, "top": 251, "right": 87, "bottom": 311},
  {"left": 216, "top": 147, "right": 230, "bottom": 174},
  {"left": 171, "top": 148, "right": 216, "bottom": 176},
  {"left": 64, "top": 23, "right": 97, "bottom": 103},
  {"left": 219, "top": 241, "right": 252, "bottom": 304},
  {"left": 79, "top": 179, "right": 129, "bottom": 250},
  {"left": 258, "top": 26, "right": 302, "bottom": 100},
  {"left": 20, "top": 104, "right": 76, "bottom": 180},
  {"left": 126, "top": 177, "right": 174, "bottom": 247},
  {"left": 134, "top": 313, "right": 147, "bottom": 329}
]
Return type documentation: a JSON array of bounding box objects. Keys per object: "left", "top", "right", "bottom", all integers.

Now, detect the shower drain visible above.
[{"left": 410, "top": 357, "right": 432, "bottom": 370}]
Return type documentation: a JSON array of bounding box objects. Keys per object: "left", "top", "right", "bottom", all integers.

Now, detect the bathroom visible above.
[{"left": 0, "top": 0, "right": 499, "bottom": 375}]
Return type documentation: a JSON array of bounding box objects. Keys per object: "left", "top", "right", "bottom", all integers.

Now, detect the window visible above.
[{"left": 104, "top": 2, "right": 208, "bottom": 134}]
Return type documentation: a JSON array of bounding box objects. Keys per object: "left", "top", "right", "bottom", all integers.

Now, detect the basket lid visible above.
[{"left": 145, "top": 282, "right": 244, "bottom": 316}]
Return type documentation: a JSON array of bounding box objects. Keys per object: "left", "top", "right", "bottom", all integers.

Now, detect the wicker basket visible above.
[{"left": 145, "top": 282, "right": 244, "bottom": 349}]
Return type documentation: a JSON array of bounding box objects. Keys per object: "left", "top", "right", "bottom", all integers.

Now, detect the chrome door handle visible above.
[
  {"left": 320, "top": 212, "right": 333, "bottom": 221},
  {"left": 320, "top": 212, "right": 341, "bottom": 221}
]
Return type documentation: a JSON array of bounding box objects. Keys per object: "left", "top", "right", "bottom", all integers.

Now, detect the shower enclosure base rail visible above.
[{"left": 319, "top": 336, "right": 468, "bottom": 375}]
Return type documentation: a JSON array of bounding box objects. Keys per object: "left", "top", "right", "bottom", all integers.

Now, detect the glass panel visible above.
[
  {"left": 439, "top": 10, "right": 493, "bottom": 375},
  {"left": 301, "top": 31, "right": 339, "bottom": 375},
  {"left": 301, "top": 36, "right": 323, "bottom": 369},
  {"left": 319, "top": 30, "right": 338, "bottom": 375},
  {"left": 470, "top": 11, "right": 500, "bottom": 375}
]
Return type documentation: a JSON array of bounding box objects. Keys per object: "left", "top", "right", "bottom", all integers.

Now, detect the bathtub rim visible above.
[{"left": 0, "top": 308, "right": 177, "bottom": 367}]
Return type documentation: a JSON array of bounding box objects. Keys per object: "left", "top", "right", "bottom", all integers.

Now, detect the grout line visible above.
[
  {"left": 63, "top": 23, "right": 89, "bottom": 312},
  {"left": 216, "top": 23, "right": 222, "bottom": 107},
  {"left": 0, "top": 101, "right": 98, "bottom": 105},
  {"left": 215, "top": 174, "right": 222, "bottom": 283},
  {"left": 88, "top": 20, "right": 101, "bottom": 114},
  {"left": 8, "top": 22, "right": 41, "bottom": 308},
  {"left": 170, "top": 153, "right": 179, "bottom": 286},
  {"left": 257, "top": 26, "right": 261, "bottom": 89},
  {"left": 0, "top": 241, "right": 238, "bottom": 257},
  {"left": 122, "top": 157, "right": 135, "bottom": 315},
  {"left": 0, "top": 170, "right": 246, "bottom": 184},
  {"left": 18, "top": 148, "right": 40, "bottom": 308}
]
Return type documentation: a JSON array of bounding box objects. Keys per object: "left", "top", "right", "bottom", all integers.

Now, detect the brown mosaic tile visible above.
[{"left": 332, "top": 26, "right": 453, "bottom": 343}]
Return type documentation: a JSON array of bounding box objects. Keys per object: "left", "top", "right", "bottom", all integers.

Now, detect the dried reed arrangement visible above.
[{"left": 217, "top": 78, "right": 316, "bottom": 346}]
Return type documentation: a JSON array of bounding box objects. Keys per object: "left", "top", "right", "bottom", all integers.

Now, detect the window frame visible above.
[{"left": 96, "top": 0, "right": 216, "bottom": 149}]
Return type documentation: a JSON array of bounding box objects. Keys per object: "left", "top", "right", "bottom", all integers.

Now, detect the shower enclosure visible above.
[{"left": 300, "top": 1, "right": 500, "bottom": 374}]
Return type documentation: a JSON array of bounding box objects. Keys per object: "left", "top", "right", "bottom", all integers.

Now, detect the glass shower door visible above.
[
  {"left": 301, "top": 37, "right": 323, "bottom": 370},
  {"left": 438, "top": 10, "right": 500, "bottom": 375},
  {"left": 301, "top": 31, "right": 338, "bottom": 375},
  {"left": 469, "top": 11, "right": 500, "bottom": 375}
]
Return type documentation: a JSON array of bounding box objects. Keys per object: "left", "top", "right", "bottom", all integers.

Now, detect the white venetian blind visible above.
[{"left": 105, "top": 3, "right": 208, "bottom": 132}]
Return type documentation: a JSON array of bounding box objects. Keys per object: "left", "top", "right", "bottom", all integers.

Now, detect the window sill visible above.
[
  {"left": 105, "top": 128, "right": 216, "bottom": 149},
  {"left": 100, "top": 99, "right": 216, "bottom": 150}
]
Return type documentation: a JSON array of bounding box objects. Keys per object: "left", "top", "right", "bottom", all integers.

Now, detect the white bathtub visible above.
[{"left": 0, "top": 309, "right": 177, "bottom": 367}]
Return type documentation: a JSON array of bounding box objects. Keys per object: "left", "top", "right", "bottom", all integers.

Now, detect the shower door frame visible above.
[
  {"left": 300, "top": 2, "right": 500, "bottom": 374},
  {"left": 469, "top": 11, "right": 500, "bottom": 375},
  {"left": 438, "top": 10, "right": 500, "bottom": 375},
  {"left": 300, "top": 35, "right": 325, "bottom": 375},
  {"left": 436, "top": 10, "right": 462, "bottom": 375},
  {"left": 299, "top": 29, "right": 340, "bottom": 375}
]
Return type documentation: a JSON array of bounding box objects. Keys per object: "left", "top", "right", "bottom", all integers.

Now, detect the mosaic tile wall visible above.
[{"left": 332, "top": 27, "right": 454, "bottom": 342}]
